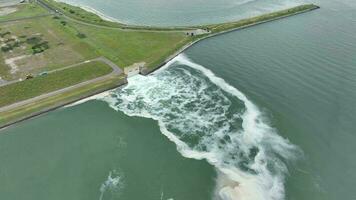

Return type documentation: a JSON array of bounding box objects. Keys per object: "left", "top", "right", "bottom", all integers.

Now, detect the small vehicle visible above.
[{"left": 39, "top": 71, "right": 48, "bottom": 76}]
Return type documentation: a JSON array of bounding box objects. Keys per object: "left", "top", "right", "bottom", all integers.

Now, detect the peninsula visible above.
[{"left": 0, "top": 0, "right": 319, "bottom": 128}]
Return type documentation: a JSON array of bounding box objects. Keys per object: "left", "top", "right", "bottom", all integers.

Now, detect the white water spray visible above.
[{"left": 101, "top": 54, "right": 300, "bottom": 200}]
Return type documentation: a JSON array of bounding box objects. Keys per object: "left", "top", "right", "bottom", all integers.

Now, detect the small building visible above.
[{"left": 124, "top": 62, "right": 145, "bottom": 77}]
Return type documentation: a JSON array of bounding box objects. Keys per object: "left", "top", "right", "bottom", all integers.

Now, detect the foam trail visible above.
[
  {"left": 99, "top": 170, "right": 123, "bottom": 200},
  {"left": 101, "top": 54, "right": 300, "bottom": 200},
  {"left": 64, "top": 90, "right": 113, "bottom": 108}
]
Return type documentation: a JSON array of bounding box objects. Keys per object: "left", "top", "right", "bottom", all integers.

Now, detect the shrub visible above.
[
  {"left": 76, "top": 33, "right": 86, "bottom": 39},
  {"left": 1, "top": 45, "right": 13, "bottom": 52},
  {"left": 26, "top": 36, "right": 42, "bottom": 45},
  {"left": 32, "top": 41, "right": 49, "bottom": 54}
]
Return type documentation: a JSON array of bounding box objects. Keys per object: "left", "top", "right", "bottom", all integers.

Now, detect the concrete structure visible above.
[{"left": 124, "top": 62, "right": 144, "bottom": 77}]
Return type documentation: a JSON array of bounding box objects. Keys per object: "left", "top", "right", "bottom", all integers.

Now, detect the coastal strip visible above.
[{"left": 0, "top": 3, "right": 319, "bottom": 129}]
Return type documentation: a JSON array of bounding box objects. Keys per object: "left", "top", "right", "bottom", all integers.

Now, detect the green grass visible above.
[
  {"left": 0, "top": 3, "right": 49, "bottom": 21},
  {"left": 73, "top": 22, "right": 190, "bottom": 68},
  {"left": 0, "top": 75, "right": 125, "bottom": 126},
  {"left": 0, "top": 61, "right": 112, "bottom": 107}
]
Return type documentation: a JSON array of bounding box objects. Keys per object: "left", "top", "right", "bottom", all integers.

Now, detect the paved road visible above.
[{"left": 0, "top": 57, "right": 123, "bottom": 113}]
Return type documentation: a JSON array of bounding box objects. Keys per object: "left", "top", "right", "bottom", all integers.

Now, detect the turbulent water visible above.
[{"left": 99, "top": 55, "right": 299, "bottom": 200}]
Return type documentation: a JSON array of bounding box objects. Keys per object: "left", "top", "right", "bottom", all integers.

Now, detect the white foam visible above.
[
  {"left": 102, "top": 54, "right": 300, "bottom": 200},
  {"left": 99, "top": 170, "right": 124, "bottom": 200},
  {"left": 64, "top": 90, "right": 114, "bottom": 108}
]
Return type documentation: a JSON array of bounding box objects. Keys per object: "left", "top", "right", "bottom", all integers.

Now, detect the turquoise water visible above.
[
  {"left": 0, "top": 102, "right": 216, "bottom": 200},
  {"left": 1, "top": 0, "right": 356, "bottom": 199}
]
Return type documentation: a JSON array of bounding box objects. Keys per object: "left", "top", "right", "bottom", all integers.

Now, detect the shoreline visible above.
[
  {"left": 54, "top": 0, "right": 125, "bottom": 24},
  {"left": 0, "top": 4, "right": 320, "bottom": 130}
]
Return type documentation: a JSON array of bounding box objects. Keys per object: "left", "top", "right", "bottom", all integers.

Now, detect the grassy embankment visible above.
[
  {"left": 0, "top": 61, "right": 112, "bottom": 107},
  {"left": 203, "top": 4, "right": 320, "bottom": 33},
  {"left": 0, "top": 76, "right": 125, "bottom": 126}
]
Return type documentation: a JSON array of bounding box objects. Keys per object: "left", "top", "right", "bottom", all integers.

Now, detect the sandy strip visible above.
[
  {"left": 63, "top": 90, "right": 112, "bottom": 108},
  {"left": 54, "top": 0, "right": 125, "bottom": 24},
  {"left": 5, "top": 55, "right": 30, "bottom": 74}
]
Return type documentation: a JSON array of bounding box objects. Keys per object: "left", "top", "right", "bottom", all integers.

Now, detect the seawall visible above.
[{"left": 140, "top": 5, "right": 320, "bottom": 75}]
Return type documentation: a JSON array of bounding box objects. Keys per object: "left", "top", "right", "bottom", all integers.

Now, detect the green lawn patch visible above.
[
  {"left": 74, "top": 23, "right": 190, "bottom": 69},
  {"left": 0, "top": 61, "right": 112, "bottom": 107}
]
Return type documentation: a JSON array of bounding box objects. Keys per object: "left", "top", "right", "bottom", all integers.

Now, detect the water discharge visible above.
[{"left": 100, "top": 54, "right": 300, "bottom": 200}]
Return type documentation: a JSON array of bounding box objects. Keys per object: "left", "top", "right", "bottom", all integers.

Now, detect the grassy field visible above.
[
  {"left": 0, "top": 75, "right": 125, "bottom": 127},
  {"left": 73, "top": 23, "right": 190, "bottom": 69},
  {"left": 0, "top": 61, "right": 112, "bottom": 107},
  {"left": 0, "top": 3, "right": 49, "bottom": 21},
  {"left": 0, "top": 15, "right": 98, "bottom": 81}
]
